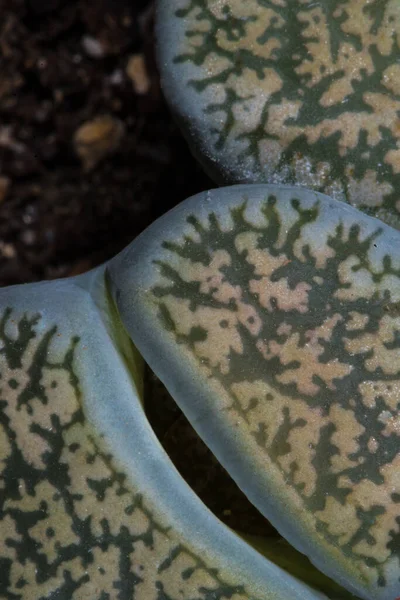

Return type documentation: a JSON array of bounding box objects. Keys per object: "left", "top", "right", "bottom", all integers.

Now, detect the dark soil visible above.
[
  {"left": 0, "top": 0, "right": 211, "bottom": 284},
  {"left": 0, "top": 0, "right": 276, "bottom": 538}
]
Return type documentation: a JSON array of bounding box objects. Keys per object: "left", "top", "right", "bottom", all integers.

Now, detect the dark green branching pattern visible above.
[
  {"left": 168, "top": 0, "right": 400, "bottom": 227},
  {"left": 151, "top": 195, "right": 400, "bottom": 590},
  {"left": 0, "top": 309, "right": 255, "bottom": 600}
]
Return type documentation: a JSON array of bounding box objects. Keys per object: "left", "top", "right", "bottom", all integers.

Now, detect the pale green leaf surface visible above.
[
  {"left": 156, "top": 0, "right": 400, "bottom": 228},
  {"left": 109, "top": 184, "right": 400, "bottom": 600}
]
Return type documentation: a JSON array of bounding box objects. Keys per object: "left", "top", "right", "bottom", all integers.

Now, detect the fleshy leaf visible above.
[
  {"left": 0, "top": 267, "right": 326, "bottom": 599},
  {"left": 156, "top": 0, "right": 400, "bottom": 228},
  {"left": 109, "top": 184, "right": 400, "bottom": 600}
]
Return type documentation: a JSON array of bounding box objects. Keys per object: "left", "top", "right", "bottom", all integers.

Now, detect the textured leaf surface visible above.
[
  {"left": 157, "top": 0, "right": 400, "bottom": 228},
  {"left": 110, "top": 184, "right": 400, "bottom": 600},
  {"left": 0, "top": 269, "right": 324, "bottom": 600}
]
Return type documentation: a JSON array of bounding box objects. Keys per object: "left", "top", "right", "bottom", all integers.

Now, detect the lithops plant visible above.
[
  {"left": 110, "top": 184, "right": 400, "bottom": 600},
  {"left": 156, "top": 0, "right": 400, "bottom": 228},
  {"left": 2, "top": 184, "right": 399, "bottom": 599},
  {"left": 0, "top": 258, "right": 327, "bottom": 600}
]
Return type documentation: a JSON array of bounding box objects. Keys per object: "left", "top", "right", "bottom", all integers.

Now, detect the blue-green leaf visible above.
[
  {"left": 157, "top": 0, "right": 400, "bottom": 228},
  {"left": 110, "top": 184, "right": 400, "bottom": 600}
]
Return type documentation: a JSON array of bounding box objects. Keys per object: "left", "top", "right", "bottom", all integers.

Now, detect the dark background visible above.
[
  {"left": 0, "top": 0, "right": 276, "bottom": 538},
  {"left": 0, "top": 0, "right": 211, "bottom": 285}
]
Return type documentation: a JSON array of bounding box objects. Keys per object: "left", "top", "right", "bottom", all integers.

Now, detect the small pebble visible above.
[
  {"left": 0, "top": 243, "right": 16, "bottom": 258},
  {"left": 73, "top": 115, "right": 125, "bottom": 171},
  {"left": 109, "top": 69, "right": 124, "bottom": 86},
  {"left": 126, "top": 54, "right": 150, "bottom": 95},
  {"left": 20, "top": 230, "right": 36, "bottom": 246},
  {"left": 81, "top": 35, "right": 105, "bottom": 59}
]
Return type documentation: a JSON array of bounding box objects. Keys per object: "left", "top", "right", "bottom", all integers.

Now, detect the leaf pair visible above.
[{"left": 1, "top": 184, "right": 399, "bottom": 599}]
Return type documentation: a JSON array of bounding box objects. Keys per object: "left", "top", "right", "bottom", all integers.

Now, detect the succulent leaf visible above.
[
  {"left": 0, "top": 267, "right": 326, "bottom": 599},
  {"left": 110, "top": 184, "right": 400, "bottom": 600},
  {"left": 156, "top": 0, "right": 400, "bottom": 228}
]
